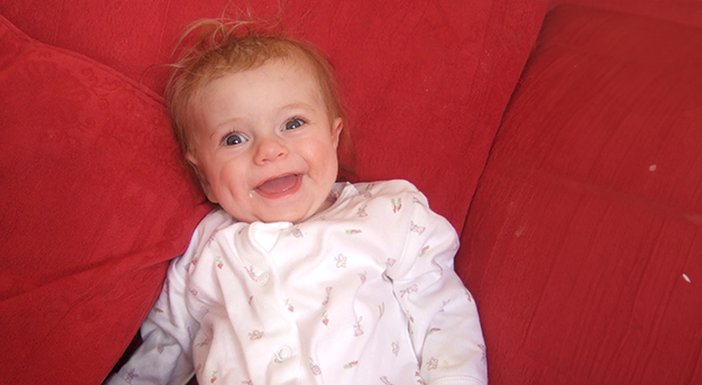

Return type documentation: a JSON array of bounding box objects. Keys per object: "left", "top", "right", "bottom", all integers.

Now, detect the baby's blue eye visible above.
[
  {"left": 284, "top": 118, "right": 305, "bottom": 131},
  {"left": 223, "top": 132, "right": 246, "bottom": 146}
]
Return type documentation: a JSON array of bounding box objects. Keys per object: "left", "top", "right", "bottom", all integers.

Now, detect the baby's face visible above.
[{"left": 186, "top": 55, "right": 343, "bottom": 223}]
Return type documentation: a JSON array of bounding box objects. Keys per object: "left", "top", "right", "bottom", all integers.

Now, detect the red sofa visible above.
[{"left": 1, "top": 0, "right": 700, "bottom": 384}]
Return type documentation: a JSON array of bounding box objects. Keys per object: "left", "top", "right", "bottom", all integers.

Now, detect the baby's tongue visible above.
[{"left": 257, "top": 174, "right": 299, "bottom": 195}]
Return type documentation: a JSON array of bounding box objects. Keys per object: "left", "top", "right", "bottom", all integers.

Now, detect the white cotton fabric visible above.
[{"left": 108, "top": 180, "right": 487, "bottom": 385}]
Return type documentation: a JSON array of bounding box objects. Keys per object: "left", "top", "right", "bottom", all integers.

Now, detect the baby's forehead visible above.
[
  {"left": 268, "top": 48, "right": 324, "bottom": 79},
  {"left": 219, "top": 54, "right": 324, "bottom": 94},
  {"left": 190, "top": 53, "right": 327, "bottom": 108},
  {"left": 186, "top": 40, "right": 336, "bottom": 119},
  {"left": 245, "top": 51, "right": 331, "bottom": 98},
  {"left": 221, "top": 46, "right": 319, "bottom": 83}
]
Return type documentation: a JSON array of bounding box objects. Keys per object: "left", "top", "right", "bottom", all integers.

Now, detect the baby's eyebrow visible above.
[
  {"left": 278, "top": 102, "right": 315, "bottom": 112},
  {"left": 211, "top": 117, "right": 245, "bottom": 134}
]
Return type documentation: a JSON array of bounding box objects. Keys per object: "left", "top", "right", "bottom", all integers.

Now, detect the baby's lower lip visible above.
[{"left": 255, "top": 174, "right": 302, "bottom": 198}]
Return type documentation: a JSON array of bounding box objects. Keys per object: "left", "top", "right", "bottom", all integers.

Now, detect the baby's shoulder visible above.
[
  {"left": 175, "top": 209, "right": 236, "bottom": 265},
  {"left": 196, "top": 208, "right": 237, "bottom": 235}
]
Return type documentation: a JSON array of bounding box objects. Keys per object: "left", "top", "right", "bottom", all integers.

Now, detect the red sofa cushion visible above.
[
  {"left": 0, "top": 15, "right": 210, "bottom": 384},
  {"left": 459, "top": 4, "right": 702, "bottom": 385}
]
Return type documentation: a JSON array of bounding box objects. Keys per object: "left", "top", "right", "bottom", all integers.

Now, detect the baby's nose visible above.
[{"left": 254, "top": 137, "right": 287, "bottom": 164}]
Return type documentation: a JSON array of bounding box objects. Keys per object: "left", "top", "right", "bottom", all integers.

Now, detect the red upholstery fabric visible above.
[
  {"left": 549, "top": 0, "right": 702, "bottom": 27},
  {"left": 458, "top": 5, "right": 702, "bottom": 384},
  {"left": 0, "top": 15, "right": 210, "bottom": 384}
]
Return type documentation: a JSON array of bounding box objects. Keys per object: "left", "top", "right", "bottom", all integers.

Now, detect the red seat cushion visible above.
[{"left": 459, "top": 5, "right": 702, "bottom": 385}]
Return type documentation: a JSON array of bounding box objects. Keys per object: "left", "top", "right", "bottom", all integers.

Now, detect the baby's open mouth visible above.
[{"left": 255, "top": 174, "right": 302, "bottom": 197}]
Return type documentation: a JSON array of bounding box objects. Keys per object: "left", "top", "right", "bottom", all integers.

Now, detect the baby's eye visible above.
[
  {"left": 223, "top": 132, "right": 247, "bottom": 146},
  {"left": 284, "top": 118, "right": 306, "bottom": 131}
]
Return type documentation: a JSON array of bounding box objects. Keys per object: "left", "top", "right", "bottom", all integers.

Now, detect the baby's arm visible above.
[
  {"left": 389, "top": 192, "right": 488, "bottom": 385},
  {"left": 106, "top": 245, "right": 201, "bottom": 384}
]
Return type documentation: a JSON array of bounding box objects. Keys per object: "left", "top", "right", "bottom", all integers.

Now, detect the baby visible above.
[{"left": 108, "top": 19, "right": 487, "bottom": 385}]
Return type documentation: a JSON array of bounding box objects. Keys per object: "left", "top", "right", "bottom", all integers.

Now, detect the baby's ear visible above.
[{"left": 332, "top": 117, "right": 344, "bottom": 148}]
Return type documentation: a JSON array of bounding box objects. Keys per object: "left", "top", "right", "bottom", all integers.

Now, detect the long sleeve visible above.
[
  {"left": 387, "top": 192, "right": 488, "bottom": 385},
  {"left": 106, "top": 225, "right": 209, "bottom": 385}
]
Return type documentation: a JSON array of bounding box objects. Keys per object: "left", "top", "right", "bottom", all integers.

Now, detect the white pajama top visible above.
[{"left": 109, "top": 180, "right": 487, "bottom": 385}]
